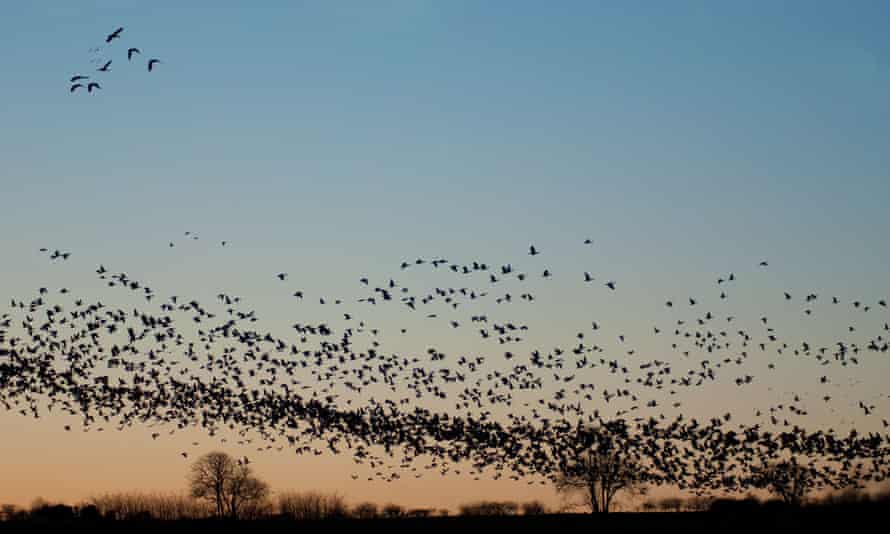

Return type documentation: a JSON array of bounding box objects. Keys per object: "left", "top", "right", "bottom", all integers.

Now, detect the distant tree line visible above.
[
  {"left": 4, "top": 487, "right": 890, "bottom": 523},
  {"left": 3, "top": 450, "right": 888, "bottom": 522}
]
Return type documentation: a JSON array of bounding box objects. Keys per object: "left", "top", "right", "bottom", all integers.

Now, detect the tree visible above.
[
  {"left": 555, "top": 447, "right": 648, "bottom": 513},
  {"left": 752, "top": 459, "right": 813, "bottom": 506},
  {"left": 224, "top": 465, "right": 269, "bottom": 520},
  {"left": 188, "top": 452, "right": 268, "bottom": 519},
  {"left": 189, "top": 452, "right": 234, "bottom": 518}
]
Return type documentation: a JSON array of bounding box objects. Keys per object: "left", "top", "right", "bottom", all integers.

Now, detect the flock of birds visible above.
[
  {"left": 69, "top": 27, "right": 161, "bottom": 94},
  {"left": 1, "top": 236, "right": 889, "bottom": 495}
]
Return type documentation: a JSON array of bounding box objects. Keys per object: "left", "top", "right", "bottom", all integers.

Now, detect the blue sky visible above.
[
  {"left": 1, "top": 0, "right": 890, "bottom": 508},
  {"left": 3, "top": 1, "right": 888, "bottom": 319},
  {"left": 3, "top": 2, "right": 889, "bottom": 260}
]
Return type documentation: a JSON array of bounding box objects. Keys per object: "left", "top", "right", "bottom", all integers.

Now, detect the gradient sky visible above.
[{"left": 2, "top": 1, "right": 889, "bottom": 511}]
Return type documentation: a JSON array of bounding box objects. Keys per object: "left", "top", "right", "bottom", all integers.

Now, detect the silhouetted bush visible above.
[
  {"left": 89, "top": 492, "right": 210, "bottom": 520},
  {"left": 78, "top": 504, "right": 101, "bottom": 521},
  {"left": 659, "top": 497, "right": 684, "bottom": 512},
  {"left": 521, "top": 500, "right": 547, "bottom": 515},
  {"left": 352, "top": 501, "right": 378, "bottom": 519},
  {"left": 277, "top": 491, "right": 348, "bottom": 520},
  {"left": 685, "top": 495, "right": 714, "bottom": 511},
  {"left": 459, "top": 500, "right": 519, "bottom": 516},
  {"left": 33, "top": 503, "right": 75, "bottom": 521},
  {"left": 709, "top": 496, "right": 760, "bottom": 514},
  {"left": 819, "top": 488, "right": 869, "bottom": 506},
  {"left": 1, "top": 504, "right": 20, "bottom": 521},
  {"left": 406, "top": 508, "right": 433, "bottom": 518},
  {"left": 381, "top": 503, "right": 405, "bottom": 518}
]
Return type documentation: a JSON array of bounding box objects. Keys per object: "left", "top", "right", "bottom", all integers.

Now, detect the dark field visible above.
[{"left": 1, "top": 509, "right": 886, "bottom": 534}]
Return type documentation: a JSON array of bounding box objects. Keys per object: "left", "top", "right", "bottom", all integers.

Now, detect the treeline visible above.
[
  {"left": 0, "top": 493, "right": 548, "bottom": 521},
  {"left": 3, "top": 488, "right": 889, "bottom": 522},
  {"left": 641, "top": 487, "right": 890, "bottom": 513}
]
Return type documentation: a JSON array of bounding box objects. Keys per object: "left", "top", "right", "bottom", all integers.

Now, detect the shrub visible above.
[
  {"left": 458, "top": 501, "right": 519, "bottom": 516},
  {"left": 352, "top": 502, "right": 378, "bottom": 519},
  {"left": 521, "top": 500, "right": 547, "bottom": 515},
  {"left": 277, "top": 491, "right": 348, "bottom": 520},
  {"left": 381, "top": 503, "right": 405, "bottom": 518}
]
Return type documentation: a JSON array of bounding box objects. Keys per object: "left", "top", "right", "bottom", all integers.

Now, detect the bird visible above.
[
  {"left": 3, "top": 235, "right": 887, "bottom": 500},
  {"left": 97, "top": 60, "right": 112, "bottom": 72},
  {"left": 70, "top": 84, "right": 84, "bottom": 93},
  {"left": 70, "top": 75, "right": 89, "bottom": 83},
  {"left": 528, "top": 245, "right": 539, "bottom": 256},
  {"left": 605, "top": 281, "right": 616, "bottom": 290},
  {"left": 148, "top": 59, "right": 161, "bottom": 72},
  {"left": 127, "top": 47, "right": 141, "bottom": 61},
  {"left": 106, "top": 27, "right": 124, "bottom": 43},
  {"left": 277, "top": 273, "right": 287, "bottom": 281},
  {"left": 87, "top": 82, "right": 101, "bottom": 93}
]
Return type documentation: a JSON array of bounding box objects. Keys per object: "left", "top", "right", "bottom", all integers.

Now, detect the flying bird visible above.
[
  {"left": 106, "top": 27, "right": 124, "bottom": 43},
  {"left": 127, "top": 47, "right": 141, "bottom": 60},
  {"left": 147, "top": 59, "right": 161, "bottom": 72},
  {"left": 70, "top": 75, "right": 88, "bottom": 83},
  {"left": 70, "top": 84, "right": 84, "bottom": 93},
  {"left": 87, "top": 82, "right": 101, "bottom": 93},
  {"left": 97, "top": 60, "right": 112, "bottom": 72}
]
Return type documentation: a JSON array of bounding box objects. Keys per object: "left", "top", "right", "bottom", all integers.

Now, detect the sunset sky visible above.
[{"left": 2, "top": 1, "right": 889, "bottom": 511}]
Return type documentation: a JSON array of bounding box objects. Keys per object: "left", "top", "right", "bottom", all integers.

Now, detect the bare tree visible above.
[
  {"left": 555, "top": 447, "right": 648, "bottom": 513},
  {"left": 188, "top": 452, "right": 268, "bottom": 519},
  {"left": 224, "top": 464, "right": 269, "bottom": 520},
  {"left": 752, "top": 459, "right": 814, "bottom": 506},
  {"left": 189, "top": 452, "right": 235, "bottom": 518}
]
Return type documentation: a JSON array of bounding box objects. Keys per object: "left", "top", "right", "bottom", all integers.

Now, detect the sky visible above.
[{"left": 1, "top": 0, "right": 889, "bottom": 511}]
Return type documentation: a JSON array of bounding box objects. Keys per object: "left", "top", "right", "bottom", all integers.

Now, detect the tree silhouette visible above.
[
  {"left": 188, "top": 451, "right": 268, "bottom": 519},
  {"left": 554, "top": 431, "right": 649, "bottom": 513},
  {"left": 224, "top": 464, "right": 269, "bottom": 520},
  {"left": 189, "top": 452, "right": 234, "bottom": 518},
  {"left": 751, "top": 459, "right": 814, "bottom": 505}
]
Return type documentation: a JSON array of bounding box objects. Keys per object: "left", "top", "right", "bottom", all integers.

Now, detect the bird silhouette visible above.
[
  {"left": 2, "top": 238, "right": 888, "bottom": 496},
  {"left": 105, "top": 27, "right": 124, "bottom": 43}
]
